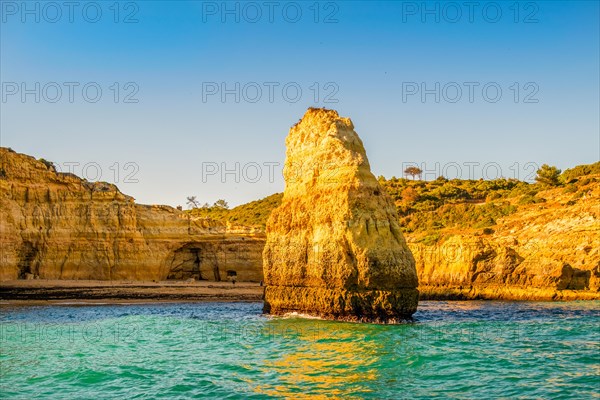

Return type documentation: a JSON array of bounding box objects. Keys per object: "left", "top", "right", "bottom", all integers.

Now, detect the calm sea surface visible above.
[{"left": 1, "top": 301, "right": 598, "bottom": 399}]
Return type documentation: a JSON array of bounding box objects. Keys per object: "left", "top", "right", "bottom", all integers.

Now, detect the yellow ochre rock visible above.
[
  {"left": 262, "top": 108, "right": 419, "bottom": 322},
  {"left": 0, "top": 147, "right": 264, "bottom": 282}
]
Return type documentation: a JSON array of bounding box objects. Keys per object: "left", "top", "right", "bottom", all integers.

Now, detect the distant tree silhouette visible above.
[
  {"left": 186, "top": 196, "right": 200, "bottom": 209},
  {"left": 404, "top": 166, "right": 422, "bottom": 180}
]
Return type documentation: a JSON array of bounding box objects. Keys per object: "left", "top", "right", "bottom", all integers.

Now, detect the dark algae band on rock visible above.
[
  {"left": 263, "top": 286, "right": 420, "bottom": 322},
  {"left": 262, "top": 108, "right": 419, "bottom": 322}
]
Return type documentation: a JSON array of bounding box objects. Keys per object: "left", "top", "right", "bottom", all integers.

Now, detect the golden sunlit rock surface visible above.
[
  {"left": 262, "top": 108, "right": 419, "bottom": 321},
  {"left": 0, "top": 148, "right": 264, "bottom": 282},
  {"left": 410, "top": 181, "right": 600, "bottom": 300},
  {"left": 2, "top": 141, "right": 598, "bottom": 303}
]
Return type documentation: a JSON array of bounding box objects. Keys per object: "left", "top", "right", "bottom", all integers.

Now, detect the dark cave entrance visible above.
[
  {"left": 167, "top": 247, "right": 204, "bottom": 280},
  {"left": 18, "top": 241, "right": 39, "bottom": 279},
  {"left": 167, "top": 243, "right": 223, "bottom": 281}
]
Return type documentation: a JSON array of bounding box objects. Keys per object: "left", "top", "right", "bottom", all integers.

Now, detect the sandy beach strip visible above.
[{"left": 0, "top": 280, "right": 264, "bottom": 305}]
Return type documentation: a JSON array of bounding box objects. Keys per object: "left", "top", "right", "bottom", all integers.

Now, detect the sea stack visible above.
[{"left": 262, "top": 108, "right": 419, "bottom": 322}]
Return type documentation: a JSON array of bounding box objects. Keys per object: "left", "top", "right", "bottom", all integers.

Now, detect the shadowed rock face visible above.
[{"left": 262, "top": 108, "right": 419, "bottom": 322}]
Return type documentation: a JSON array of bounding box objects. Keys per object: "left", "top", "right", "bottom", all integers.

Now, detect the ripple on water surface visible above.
[{"left": 1, "top": 301, "right": 599, "bottom": 398}]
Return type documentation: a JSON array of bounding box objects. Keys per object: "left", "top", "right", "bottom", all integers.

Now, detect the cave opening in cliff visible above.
[
  {"left": 167, "top": 243, "right": 222, "bottom": 281},
  {"left": 17, "top": 241, "right": 39, "bottom": 279},
  {"left": 167, "top": 247, "right": 204, "bottom": 280}
]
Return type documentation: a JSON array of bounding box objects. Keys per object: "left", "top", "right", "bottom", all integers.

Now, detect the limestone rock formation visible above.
[
  {"left": 0, "top": 147, "right": 264, "bottom": 282},
  {"left": 410, "top": 180, "right": 600, "bottom": 300},
  {"left": 262, "top": 108, "right": 419, "bottom": 321},
  {"left": 3, "top": 143, "right": 598, "bottom": 302}
]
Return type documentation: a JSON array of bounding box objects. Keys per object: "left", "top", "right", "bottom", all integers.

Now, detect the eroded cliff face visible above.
[
  {"left": 410, "top": 180, "right": 600, "bottom": 300},
  {"left": 262, "top": 108, "right": 419, "bottom": 321},
  {"left": 0, "top": 148, "right": 264, "bottom": 282},
  {"left": 2, "top": 144, "right": 598, "bottom": 302}
]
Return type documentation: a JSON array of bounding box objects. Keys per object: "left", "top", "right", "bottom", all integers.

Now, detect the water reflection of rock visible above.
[
  {"left": 255, "top": 318, "right": 379, "bottom": 397},
  {"left": 254, "top": 317, "right": 424, "bottom": 397}
]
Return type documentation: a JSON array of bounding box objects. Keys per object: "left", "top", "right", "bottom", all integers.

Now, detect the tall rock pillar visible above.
[{"left": 263, "top": 108, "right": 419, "bottom": 322}]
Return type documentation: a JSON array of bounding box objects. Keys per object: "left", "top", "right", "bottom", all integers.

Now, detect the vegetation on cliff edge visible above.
[{"left": 185, "top": 162, "right": 599, "bottom": 243}]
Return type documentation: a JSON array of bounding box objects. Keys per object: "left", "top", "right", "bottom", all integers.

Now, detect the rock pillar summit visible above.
[{"left": 262, "top": 108, "right": 419, "bottom": 322}]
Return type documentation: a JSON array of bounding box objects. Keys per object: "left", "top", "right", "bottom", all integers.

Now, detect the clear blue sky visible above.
[{"left": 1, "top": 0, "right": 599, "bottom": 207}]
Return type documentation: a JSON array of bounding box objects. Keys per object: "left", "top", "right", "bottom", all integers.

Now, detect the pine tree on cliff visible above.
[{"left": 535, "top": 164, "right": 562, "bottom": 186}]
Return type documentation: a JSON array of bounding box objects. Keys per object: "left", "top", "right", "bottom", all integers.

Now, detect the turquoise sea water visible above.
[{"left": 1, "top": 301, "right": 598, "bottom": 399}]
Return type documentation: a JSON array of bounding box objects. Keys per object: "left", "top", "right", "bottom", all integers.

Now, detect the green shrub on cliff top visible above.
[
  {"left": 561, "top": 161, "right": 600, "bottom": 182},
  {"left": 187, "top": 193, "right": 282, "bottom": 228},
  {"left": 186, "top": 162, "right": 593, "bottom": 235},
  {"left": 38, "top": 158, "right": 56, "bottom": 171}
]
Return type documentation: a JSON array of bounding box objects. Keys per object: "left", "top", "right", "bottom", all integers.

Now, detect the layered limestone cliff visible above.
[
  {"left": 0, "top": 148, "right": 264, "bottom": 282},
  {"left": 2, "top": 142, "right": 598, "bottom": 302},
  {"left": 262, "top": 108, "right": 419, "bottom": 321},
  {"left": 410, "top": 180, "right": 600, "bottom": 300}
]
